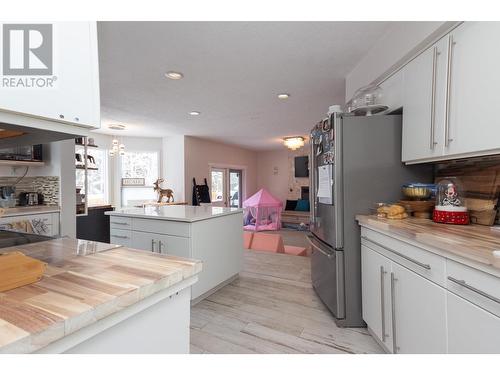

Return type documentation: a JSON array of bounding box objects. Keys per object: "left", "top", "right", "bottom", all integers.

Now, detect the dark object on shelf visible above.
[
  {"left": 295, "top": 199, "right": 310, "bottom": 212},
  {"left": 0, "top": 144, "right": 43, "bottom": 162},
  {"left": 77, "top": 205, "right": 114, "bottom": 243},
  {"left": 18, "top": 192, "right": 44, "bottom": 206},
  {"left": 192, "top": 178, "right": 211, "bottom": 206},
  {"left": 285, "top": 199, "right": 297, "bottom": 211},
  {"left": 294, "top": 156, "right": 309, "bottom": 177}
]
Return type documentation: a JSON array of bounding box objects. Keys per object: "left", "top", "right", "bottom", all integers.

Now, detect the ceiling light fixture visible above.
[
  {"left": 283, "top": 136, "right": 305, "bottom": 150},
  {"left": 108, "top": 124, "right": 126, "bottom": 131},
  {"left": 189, "top": 111, "right": 201, "bottom": 116},
  {"left": 165, "top": 71, "right": 184, "bottom": 80},
  {"left": 277, "top": 93, "right": 290, "bottom": 99}
]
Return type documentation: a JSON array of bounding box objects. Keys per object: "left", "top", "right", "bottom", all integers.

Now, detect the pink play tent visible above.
[{"left": 243, "top": 188, "right": 283, "bottom": 231}]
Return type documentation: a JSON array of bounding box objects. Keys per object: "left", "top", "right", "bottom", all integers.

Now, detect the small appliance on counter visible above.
[
  {"left": 18, "top": 192, "right": 44, "bottom": 206},
  {"left": 433, "top": 177, "right": 470, "bottom": 225}
]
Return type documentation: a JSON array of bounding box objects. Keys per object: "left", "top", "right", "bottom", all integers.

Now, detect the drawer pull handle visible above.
[
  {"left": 111, "top": 235, "right": 128, "bottom": 239},
  {"left": 111, "top": 221, "right": 129, "bottom": 226},
  {"left": 447, "top": 276, "right": 500, "bottom": 305},
  {"left": 380, "top": 266, "right": 388, "bottom": 342},
  {"left": 361, "top": 236, "right": 431, "bottom": 270}
]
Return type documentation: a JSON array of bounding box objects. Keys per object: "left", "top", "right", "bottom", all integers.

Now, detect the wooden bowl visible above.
[{"left": 399, "top": 200, "right": 435, "bottom": 217}]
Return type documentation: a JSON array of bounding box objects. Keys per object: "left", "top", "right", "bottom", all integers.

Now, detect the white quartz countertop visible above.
[{"left": 105, "top": 205, "right": 243, "bottom": 222}]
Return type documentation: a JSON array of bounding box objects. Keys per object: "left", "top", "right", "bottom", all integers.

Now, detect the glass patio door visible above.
[{"left": 210, "top": 167, "right": 243, "bottom": 208}]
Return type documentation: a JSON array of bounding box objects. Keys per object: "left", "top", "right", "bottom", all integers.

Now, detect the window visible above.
[
  {"left": 120, "top": 151, "right": 159, "bottom": 207},
  {"left": 75, "top": 148, "right": 109, "bottom": 206}
]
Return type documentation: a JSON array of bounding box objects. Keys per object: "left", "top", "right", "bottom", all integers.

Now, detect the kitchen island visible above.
[
  {"left": 106, "top": 205, "right": 244, "bottom": 302},
  {"left": 0, "top": 238, "right": 202, "bottom": 354}
]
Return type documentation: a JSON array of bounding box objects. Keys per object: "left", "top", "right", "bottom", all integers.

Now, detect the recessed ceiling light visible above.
[
  {"left": 165, "top": 71, "right": 184, "bottom": 80},
  {"left": 108, "top": 124, "right": 126, "bottom": 131},
  {"left": 189, "top": 111, "right": 201, "bottom": 116},
  {"left": 277, "top": 93, "right": 290, "bottom": 99}
]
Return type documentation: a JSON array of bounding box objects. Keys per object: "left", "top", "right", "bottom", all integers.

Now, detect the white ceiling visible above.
[{"left": 97, "top": 21, "right": 395, "bottom": 150}]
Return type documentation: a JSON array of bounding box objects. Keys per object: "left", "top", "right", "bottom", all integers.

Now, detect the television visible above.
[{"left": 294, "top": 156, "right": 309, "bottom": 178}]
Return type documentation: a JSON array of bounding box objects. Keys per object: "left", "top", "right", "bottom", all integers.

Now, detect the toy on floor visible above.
[
  {"left": 243, "top": 231, "right": 307, "bottom": 257},
  {"left": 243, "top": 188, "right": 283, "bottom": 231}
]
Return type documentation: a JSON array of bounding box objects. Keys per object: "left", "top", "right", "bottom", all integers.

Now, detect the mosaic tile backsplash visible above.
[{"left": 0, "top": 176, "right": 59, "bottom": 205}]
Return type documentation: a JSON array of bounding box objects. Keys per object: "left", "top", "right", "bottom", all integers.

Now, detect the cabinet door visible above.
[
  {"left": 361, "top": 245, "right": 393, "bottom": 352},
  {"left": 446, "top": 22, "right": 500, "bottom": 156},
  {"left": 158, "top": 234, "right": 191, "bottom": 258},
  {"left": 0, "top": 22, "right": 100, "bottom": 128},
  {"left": 447, "top": 292, "right": 500, "bottom": 353},
  {"left": 131, "top": 231, "right": 159, "bottom": 253},
  {"left": 391, "top": 263, "right": 447, "bottom": 353},
  {"left": 401, "top": 38, "right": 447, "bottom": 162}
]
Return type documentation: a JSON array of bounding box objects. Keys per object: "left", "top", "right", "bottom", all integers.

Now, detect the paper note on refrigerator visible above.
[{"left": 317, "top": 165, "right": 332, "bottom": 204}]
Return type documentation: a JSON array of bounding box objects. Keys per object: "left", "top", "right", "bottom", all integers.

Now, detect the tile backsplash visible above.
[{"left": 0, "top": 176, "right": 59, "bottom": 205}]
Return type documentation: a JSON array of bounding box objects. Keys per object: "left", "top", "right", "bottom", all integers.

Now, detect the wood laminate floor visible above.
[{"left": 190, "top": 249, "right": 383, "bottom": 354}]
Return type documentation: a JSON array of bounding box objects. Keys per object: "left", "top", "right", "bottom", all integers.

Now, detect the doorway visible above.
[{"left": 210, "top": 167, "right": 243, "bottom": 208}]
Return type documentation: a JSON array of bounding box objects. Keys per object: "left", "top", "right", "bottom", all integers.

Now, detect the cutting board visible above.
[{"left": 0, "top": 251, "right": 47, "bottom": 292}]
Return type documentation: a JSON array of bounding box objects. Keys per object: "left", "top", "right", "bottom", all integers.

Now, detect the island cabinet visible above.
[
  {"left": 402, "top": 22, "right": 500, "bottom": 164},
  {"left": 107, "top": 207, "right": 244, "bottom": 302},
  {"left": 359, "top": 223, "right": 500, "bottom": 354}
]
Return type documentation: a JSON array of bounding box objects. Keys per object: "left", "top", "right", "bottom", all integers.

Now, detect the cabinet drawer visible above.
[
  {"left": 109, "top": 216, "right": 132, "bottom": 229},
  {"left": 110, "top": 228, "right": 132, "bottom": 247},
  {"left": 361, "top": 227, "right": 446, "bottom": 286},
  {"left": 446, "top": 259, "right": 500, "bottom": 318},
  {"left": 132, "top": 218, "right": 190, "bottom": 238}
]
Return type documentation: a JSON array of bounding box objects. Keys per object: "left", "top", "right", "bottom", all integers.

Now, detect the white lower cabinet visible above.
[
  {"left": 447, "top": 291, "right": 500, "bottom": 353},
  {"left": 131, "top": 231, "right": 190, "bottom": 258},
  {"left": 361, "top": 245, "right": 393, "bottom": 350},
  {"left": 362, "top": 243, "right": 446, "bottom": 353},
  {"left": 391, "top": 262, "right": 447, "bottom": 353},
  {"left": 361, "top": 228, "right": 500, "bottom": 353}
]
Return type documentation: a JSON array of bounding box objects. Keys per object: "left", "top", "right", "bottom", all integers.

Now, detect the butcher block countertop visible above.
[
  {"left": 357, "top": 215, "right": 500, "bottom": 271},
  {"left": 0, "top": 238, "right": 202, "bottom": 354}
]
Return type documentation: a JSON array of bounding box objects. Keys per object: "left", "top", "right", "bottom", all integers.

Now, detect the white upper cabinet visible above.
[
  {"left": 0, "top": 22, "right": 100, "bottom": 129},
  {"left": 402, "top": 22, "right": 500, "bottom": 163},
  {"left": 445, "top": 22, "right": 500, "bottom": 157},
  {"left": 402, "top": 37, "right": 448, "bottom": 162}
]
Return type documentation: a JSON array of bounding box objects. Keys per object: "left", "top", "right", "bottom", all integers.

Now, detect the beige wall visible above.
[
  {"left": 256, "top": 143, "right": 310, "bottom": 204},
  {"left": 184, "top": 136, "right": 258, "bottom": 205}
]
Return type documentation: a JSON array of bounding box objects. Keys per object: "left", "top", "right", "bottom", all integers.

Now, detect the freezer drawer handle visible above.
[
  {"left": 361, "top": 236, "right": 431, "bottom": 270},
  {"left": 447, "top": 276, "right": 500, "bottom": 304},
  {"left": 306, "top": 236, "right": 333, "bottom": 259}
]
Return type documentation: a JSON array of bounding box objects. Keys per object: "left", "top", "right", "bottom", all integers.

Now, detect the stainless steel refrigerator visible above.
[{"left": 308, "top": 113, "right": 431, "bottom": 327}]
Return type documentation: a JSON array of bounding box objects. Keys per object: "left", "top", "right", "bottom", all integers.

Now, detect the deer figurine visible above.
[{"left": 153, "top": 178, "right": 174, "bottom": 203}]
